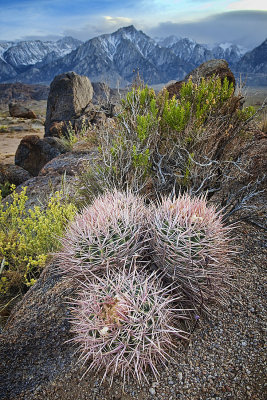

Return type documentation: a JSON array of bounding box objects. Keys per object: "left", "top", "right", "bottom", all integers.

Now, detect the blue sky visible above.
[{"left": 0, "top": 0, "right": 266, "bottom": 48}]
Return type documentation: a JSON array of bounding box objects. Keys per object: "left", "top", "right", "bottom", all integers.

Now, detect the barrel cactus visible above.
[
  {"left": 150, "top": 194, "right": 233, "bottom": 311},
  {"left": 68, "top": 265, "right": 189, "bottom": 384},
  {"left": 58, "top": 191, "right": 149, "bottom": 277}
]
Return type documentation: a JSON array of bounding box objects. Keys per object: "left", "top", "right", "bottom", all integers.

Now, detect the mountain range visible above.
[{"left": 0, "top": 26, "right": 266, "bottom": 87}]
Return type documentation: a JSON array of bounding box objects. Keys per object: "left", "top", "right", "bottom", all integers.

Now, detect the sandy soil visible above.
[{"left": 0, "top": 100, "right": 46, "bottom": 164}]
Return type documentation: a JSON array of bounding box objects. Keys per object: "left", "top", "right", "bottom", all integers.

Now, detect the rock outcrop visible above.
[
  {"left": 166, "top": 59, "right": 236, "bottom": 98},
  {"left": 39, "top": 151, "right": 95, "bottom": 177},
  {"left": 15, "top": 135, "right": 67, "bottom": 176},
  {"left": 9, "top": 102, "right": 37, "bottom": 119},
  {"left": 45, "top": 72, "right": 93, "bottom": 137},
  {"left": 0, "top": 83, "right": 49, "bottom": 102}
]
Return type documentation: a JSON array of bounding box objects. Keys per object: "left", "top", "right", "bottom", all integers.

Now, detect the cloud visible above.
[
  {"left": 63, "top": 15, "right": 137, "bottom": 41},
  {"left": 146, "top": 10, "right": 267, "bottom": 48},
  {"left": 0, "top": 0, "right": 138, "bottom": 40},
  {"left": 227, "top": 0, "right": 267, "bottom": 10},
  {"left": 104, "top": 16, "right": 132, "bottom": 25}
]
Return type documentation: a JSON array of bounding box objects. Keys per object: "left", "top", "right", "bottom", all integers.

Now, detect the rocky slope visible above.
[
  {"left": 0, "top": 82, "right": 49, "bottom": 102},
  {"left": 0, "top": 26, "right": 265, "bottom": 86},
  {"left": 157, "top": 36, "right": 247, "bottom": 69},
  {"left": 235, "top": 39, "right": 267, "bottom": 85}
]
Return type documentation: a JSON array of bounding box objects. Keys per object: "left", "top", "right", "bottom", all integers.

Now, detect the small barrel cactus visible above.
[
  {"left": 68, "top": 266, "right": 189, "bottom": 384},
  {"left": 150, "top": 194, "right": 233, "bottom": 311},
  {"left": 57, "top": 191, "right": 149, "bottom": 277}
]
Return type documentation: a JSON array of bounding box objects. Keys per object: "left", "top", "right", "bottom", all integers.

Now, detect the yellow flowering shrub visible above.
[{"left": 0, "top": 186, "right": 77, "bottom": 295}]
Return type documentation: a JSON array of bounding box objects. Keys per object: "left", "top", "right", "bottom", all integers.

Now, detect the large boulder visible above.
[
  {"left": 9, "top": 103, "right": 37, "bottom": 119},
  {"left": 0, "top": 264, "right": 77, "bottom": 399},
  {"left": 15, "top": 135, "right": 67, "bottom": 176},
  {"left": 166, "top": 59, "right": 236, "bottom": 98},
  {"left": 45, "top": 72, "right": 93, "bottom": 137}
]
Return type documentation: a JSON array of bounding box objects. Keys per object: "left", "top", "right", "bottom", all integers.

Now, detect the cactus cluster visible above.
[
  {"left": 69, "top": 266, "right": 189, "bottom": 385},
  {"left": 58, "top": 190, "right": 233, "bottom": 384}
]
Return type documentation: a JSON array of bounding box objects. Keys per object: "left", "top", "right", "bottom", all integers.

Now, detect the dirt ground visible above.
[{"left": 0, "top": 100, "right": 46, "bottom": 164}]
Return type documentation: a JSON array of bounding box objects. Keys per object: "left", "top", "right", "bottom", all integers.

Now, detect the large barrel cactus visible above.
[
  {"left": 149, "top": 194, "right": 233, "bottom": 311},
  {"left": 68, "top": 266, "right": 189, "bottom": 384},
  {"left": 58, "top": 191, "right": 148, "bottom": 277}
]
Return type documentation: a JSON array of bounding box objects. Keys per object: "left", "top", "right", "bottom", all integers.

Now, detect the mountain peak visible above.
[{"left": 119, "top": 25, "right": 137, "bottom": 33}]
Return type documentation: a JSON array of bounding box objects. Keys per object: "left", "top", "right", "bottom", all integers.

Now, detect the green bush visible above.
[
  {"left": 0, "top": 186, "right": 76, "bottom": 296},
  {"left": 78, "top": 76, "right": 256, "bottom": 201}
]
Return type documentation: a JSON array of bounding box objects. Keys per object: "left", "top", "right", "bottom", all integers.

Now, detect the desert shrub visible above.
[
  {"left": 57, "top": 191, "right": 148, "bottom": 277},
  {"left": 0, "top": 187, "right": 76, "bottom": 296},
  {"left": 68, "top": 265, "right": 189, "bottom": 385},
  {"left": 57, "top": 117, "right": 92, "bottom": 151},
  {"left": 150, "top": 193, "right": 233, "bottom": 312},
  {"left": 78, "top": 76, "right": 256, "bottom": 202}
]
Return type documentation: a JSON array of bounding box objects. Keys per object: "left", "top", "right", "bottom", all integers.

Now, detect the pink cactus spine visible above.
[
  {"left": 68, "top": 265, "right": 190, "bottom": 385},
  {"left": 57, "top": 190, "right": 149, "bottom": 277},
  {"left": 150, "top": 193, "right": 234, "bottom": 311}
]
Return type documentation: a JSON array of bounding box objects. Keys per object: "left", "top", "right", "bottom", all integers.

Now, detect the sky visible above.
[{"left": 0, "top": 0, "right": 266, "bottom": 49}]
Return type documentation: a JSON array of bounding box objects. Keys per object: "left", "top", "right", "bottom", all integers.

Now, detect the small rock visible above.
[
  {"left": 178, "top": 372, "right": 183, "bottom": 381},
  {"left": 149, "top": 387, "right": 156, "bottom": 395}
]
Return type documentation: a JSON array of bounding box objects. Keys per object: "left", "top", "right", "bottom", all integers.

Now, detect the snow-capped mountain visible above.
[
  {"left": 5, "top": 25, "right": 184, "bottom": 86},
  {"left": 235, "top": 39, "right": 267, "bottom": 85},
  {"left": 0, "top": 41, "right": 15, "bottom": 61},
  {"left": 1, "top": 37, "right": 82, "bottom": 71},
  {"left": 158, "top": 36, "right": 248, "bottom": 68},
  {"left": 0, "top": 26, "right": 265, "bottom": 86}
]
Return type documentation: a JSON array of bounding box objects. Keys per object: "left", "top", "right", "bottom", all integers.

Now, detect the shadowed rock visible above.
[
  {"left": 0, "top": 163, "right": 32, "bottom": 186},
  {"left": 9, "top": 103, "right": 37, "bottom": 119},
  {"left": 39, "top": 151, "right": 95, "bottom": 177},
  {"left": 15, "top": 135, "right": 67, "bottom": 176}
]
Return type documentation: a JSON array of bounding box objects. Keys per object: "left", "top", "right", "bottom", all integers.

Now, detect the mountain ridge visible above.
[{"left": 0, "top": 26, "right": 266, "bottom": 87}]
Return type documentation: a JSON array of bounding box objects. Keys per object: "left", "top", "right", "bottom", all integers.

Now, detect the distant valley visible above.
[{"left": 0, "top": 26, "right": 266, "bottom": 87}]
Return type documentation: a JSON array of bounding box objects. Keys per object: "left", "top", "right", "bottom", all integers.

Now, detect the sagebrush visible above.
[{"left": 78, "top": 76, "right": 256, "bottom": 202}]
